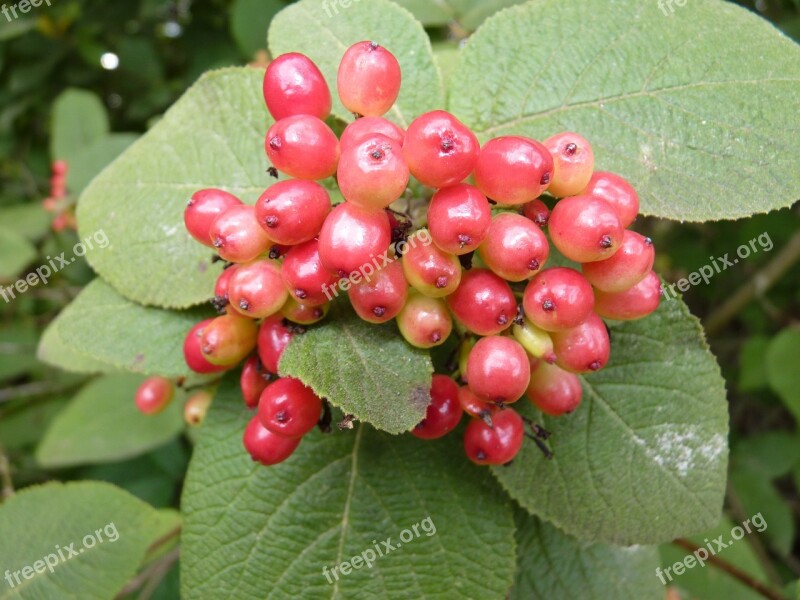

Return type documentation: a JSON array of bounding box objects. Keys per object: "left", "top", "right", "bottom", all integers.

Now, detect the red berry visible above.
[
  {"left": 401, "top": 230, "right": 461, "bottom": 297},
  {"left": 582, "top": 230, "right": 655, "bottom": 292},
  {"left": 543, "top": 132, "right": 594, "bottom": 197},
  {"left": 318, "top": 202, "right": 391, "bottom": 277},
  {"left": 427, "top": 184, "right": 491, "bottom": 255},
  {"left": 551, "top": 313, "right": 610, "bottom": 374},
  {"left": 348, "top": 259, "right": 408, "bottom": 324},
  {"left": 411, "top": 375, "right": 462, "bottom": 439},
  {"left": 473, "top": 136, "right": 553, "bottom": 205},
  {"left": 447, "top": 268, "right": 516, "bottom": 336},
  {"left": 523, "top": 267, "right": 595, "bottom": 332},
  {"left": 466, "top": 336, "right": 530, "bottom": 403},
  {"left": 522, "top": 198, "right": 550, "bottom": 227},
  {"left": 463, "top": 408, "right": 524, "bottom": 465},
  {"left": 209, "top": 204, "right": 272, "bottom": 263},
  {"left": 243, "top": 415, "right": 300, "bottom": 466},
  {"left": 526, "top": 361, "right": 582, "bottom": 416},
  {"left": 403, "top": 110, "right": 479, "bottom": 188},
  {"left": 213, "top": 266, "right": 238, "bottom": 311},
  {"left": 581, "top": 171, "right": 639, "bottom": 228},
  {"left": 134, "top": 376, "right": 174, "bottom": 415},
  {"left": 478, "top": 212, "right": 549, "bottom": 282},
  {"left": 255, "top": 180, "right": 331, "bottom": 245},
  {"left": 594, "top": 270, "right": 661, "bottom": 321},
  {"left": 184, "top": 391, "right": 213, "bottom": 426},
  {"left": 457, "top": 386, "right": 497, "bottom": 419},
  {"left": 257, "top": 315, "right": 294, "bottom": 374},
  {"left": 228, "top": 260, "right": 288, "bottom": 319},
  {"left": 185, "top": 188, "right": 242, "bottom": 248},
  {"left": 183, "top": 320, "right": 229, "bottom": 374},
  {"left": 241, "top": 355, "right": 271, "bottom": 409},
  {"left": 548, "top": 195, "right": 623, "bottom": 263},
  {"left": 281, "top": 298, "right": 329, "bottom": 325},
  {"left": 281, "top": 239, "right": 338, "bottom": 306},
  {"left": 265, "top": 115, "right": 340, "bottom": 180},
  {"left": 258, "top": 377, "right": 322, "bottom": 438},
  {"left": 396, "top": 292, "right": 452, "bottom": 348},
  {"left": 340, "top": 116, "right": 405, "bottom": 149},
  {"left": 512, "top": 318, "right": 556, "bottom": 364},
  {"left": 263, "top": 52, "right": 331, "bottom": 121},
  {"left": 200, "top": 314, "right": 259, "bottom": 367},
  {"left": 337, "top": 134, "right": 409, "bottom": 211},
  {"left": 52, "top": 160, "right": 68, "bottom": 176},
  {"left": 337, "top": 41, "right": 401, "bottom": 116}
]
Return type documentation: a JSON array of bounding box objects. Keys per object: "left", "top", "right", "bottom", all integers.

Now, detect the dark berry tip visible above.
[
  {"left": 269, "top": 137, "right": 282, "bottom": 150},
  {"left": 431, "top": 332, "right": 442, "bottom": 343},
  {"left": 440, "top": 134, "right": 455, "bottom": 153},
  {"left": 599, "top": 235, "right": 613, "bottom": 249},
  {"left": 457, "top": 233, "right": 471, "bottom": 246},
  {"left": 295, "top": 289, "right": 308, "bottom": 300},
  {"left": 265, "top": 216, "right": 278, "bottom": 228},
  {"left": 564, "top": 142, "right": 578, "bottom": 156},
  {"left": 369, "top": 41, "right": 379, "bottom": 50},
  {"left": 476, "top": 451, "right": 486, "bottom": 460},
  {"left": 542, "top": 299, "right": 555, "bottom": 311},
  {"left": 589, "top": 360, "right": 602, "bottom": 371},
  {"left": 370, "top": 149, "right": 385, "bottom": 160},
  {"left": 534, "top": 214, "right": 548, "bottom": 227},
  {"left": 275, "top": 410, "right": 288, "bottom": 423},
  {"left": 528, "top": 258, "right": 540, "bottom": 271},
  {"left": 212, "top": 237, "right": 223, "bottom": 248},
  {"left": 540, "top": 172, "right": 551, "bottom": 185},
  {"left": 644, "top": 237, "right": 653, "bottom": 246},
  {"left": 435, "top": 276, "right": 448, "bottom": 289},
  {"left": 497, "top": 314, "right": 508, "bottom": 325},
  {"left": 239, "top": 299, "right": 250, "bottom": 311},
  {"left": 373, "top": 306, "right": 386, "bottom": 317}
]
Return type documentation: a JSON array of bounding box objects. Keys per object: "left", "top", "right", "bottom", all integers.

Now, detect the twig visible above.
[
  {"left": 137, "top": 547, "right": 180, "bottom": 600},
  {"left": 115, "top": 546, "right": 180, "bottom": 599},
  {"left": 0, "top": 380, "right": 84, "bottom": 404}
]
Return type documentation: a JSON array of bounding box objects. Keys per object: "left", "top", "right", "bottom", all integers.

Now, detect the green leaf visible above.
[
  {"left": 511, "top": 512, "right": 662, "bottom": 599},
  {"left": 731, "top": 467, "right": 794, "bottom": 556},
  {"left": 449, "top": 0, "right": 800, "bottom": 221},
  {"left": 0, "top": 17, "right": 36, "bottom": 42},
  {"left": 732, "top": 431, "right": 800, "bottom": 479},
  {"left": 36, "top": 374, "right": 185, "bottom": 468},
  {"left": 766, "top": 327, "right": 800, "bottom": 421},
  {"left": 68, "top": 133, "right": 139, "bottom": 196},
  {"left": 181, "top": 375, "right": 516, "bottom": 599},
  {"left": 0, "top": 225, "right": 36, "bottom": 281},
  {"left": 390, "top": 0, "right": 452, "bottom": 26},
  {"left": 38, "top": 311, "right": 123, "bottom": 374},
  {"left": 76, "top": 67, "right": 272, "bottom": 308},
  {"left": 738, "top": 335, "right": 770, "bottom": 392},
  {"left": 0, "top": 322, "right": 40, "bottom": 382},
  {"left": 230, "top": 0, "right": 284, "bottom": 57},
  {"left": 0, "top": 203, "right": 50, "bottom": 241},
  {"left": 0, "top": 481, "right": 175, "bottom": 600},
  {"left": 269, "top": 0, "right": 444, "bottom": 127},
  {"left": 0, "top": 397, "right": 69, "bottom": 451},
  {"left": 491, "top": 297, "right": 729, "bottom": 545},
  {"left": 55, "top": 279, "right": 212, "bottom": 378},
  {"left": 50, "top": 89, "right": 108, "bottom": 160},
  {"left": 279, "top": 304, "right": 432, "bottom": 434}
]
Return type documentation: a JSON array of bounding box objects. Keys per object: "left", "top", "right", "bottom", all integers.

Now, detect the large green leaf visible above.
[
  {"left": 68, "top": 133, "right": 139, "bottom": 196},
  {"left": 50, "top": 89, "right": 108, "bottom": 160},
  {"left": 0, "top": 226, "right": 36, "bottom": 281},
  {"left": 449, "top": 0, "right": 800, "bottom": 221},
  {"left": 392, "top": 0, "right": 527, "bottom": 30},
  {"left": 36, "top": 374, "right": 185, "bottom": 468},
  {"left": 269, "top": 0, "right": 444, "bottom": 127},
  {"left": 76, "top": 68, "right": 273, "bottom": 308},
  {"left": 38, "top": 311, "right": 123, "bottom": 375},
  {"left": 0, "top": 203, "right": 50, "bottom": 242},
  {"left": 766, "top": 327, "right": 800, "bottom": 421},
  {"left": 0, "top": 482, "right": 175, "bottom": 600},
  {"left": 181, "top": 376, "right": 516, "bottom": 599},
  {"left": 511, "top": 512, "right": 662, "bottom": 599},
  {"left": 230, "top": 0, "right": 284, "bottom": 57},
  {"left": 279, "top": 305, "right": 432, "bottom": 434},
  {"left": 491, "top": 297, "right": 729, "bottom": 545}
]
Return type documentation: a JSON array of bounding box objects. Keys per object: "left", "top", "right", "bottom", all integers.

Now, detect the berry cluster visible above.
[
  {"left": 42, "top": 160, "right": 77, "bottom": 232},
  {"left": 170, "top": 41, "right": 660, "bottom": 468}
]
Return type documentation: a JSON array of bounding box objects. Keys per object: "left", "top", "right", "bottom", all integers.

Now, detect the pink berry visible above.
[
  {"left": 337, "top": 134, "right": 409, "bottom": 211},
  {"left": 478, "top": 212, "right": 549, "bottom": 282},
  {"left": 243, "top": 415, "right": 300, "bottom": 466},
  {"left": 446, "top": 268, "right": 516, "bottom": 336},
  {"left": 548, "top": 195, "right": 623, "bottom": 263},
  {"left": 551, "top": 313, "right": 611, "bottom": 374},
  {"left": 522, "top": 198, "right": 550, "bottom": 227},
  {"left": 265, "top": 115, "right": 340, "bottom": 180},
  {"left": 523, "top": 267, "right": 595, "bottom": 332},
  {"left": 543, "top": 132, "right": 594, "bottom": 197},
  {"left": 473, "top": 136, "right": 553, "bottom": 205},
  {"left": 280, "top": 298, "right": 329, "bottom": 325},
  {"left": 411, "top": 375, "right": 462, "bottom": 439},
  {"left": 200, "top": 314, "right": 259, "bottom": 367},
  {"left": 255, "top": 180, "right": 331, "bottom": 245},
  {"left": 593, "top": 271, "right": 661, "bottom": 321},
  {"left": 183, "top": 320, "right": 229, "bottom": 374},
  {"left": 263, "top": 53, "right": 331, "bottom": 121},
  {"left": 337, "top": 41, "right": 401, "bottom": 116},
  {"left": 457, "top": 386, "right": 497, "bottom": 419},
  {"left": 582, "top": 230, "right": 655, "bottom": 292},
  {"left": 463, "top": 408, "right": 524, "bottom": 465},
  {"left": 318, "top": 202, "right": 391, "bottom": 278},
  {"left": 526, "top": 360, "right": 582, "bottom": 416},
  {"left": 581, "top": 171, "right": 640, "bottom": 228},
  {"left": 401, "top": 230, "right": 461, "bottom": 297},
  {"left": 134, "top": 376, "right": 174, "bottom": 415},
  {"left": 257, "top": 315, "right": 294, "bottom": 374},
  {"left": 348, "top": 260, "right": 408, "bottom": 324},
  {"left": 209, "top": 204, "right": 272, "bottom": 264},
  {"left": 185, "top": 189, "right": 242, "bottom": 247},
  {"left": 281, "top": 239, "right": 338, "bottom": 306},
  {"left": 340, "top": 116, "right": 405, "bottom": 149},
  {"left": 258, "top": 377, "right": 322, "bottom": 438},
  {"left": 466, "top": 336, "right": 530, "bottom": 403},
  {"left": 396, "top": 292, "right": 452, "bottom": 348},
  {"left": 427, "top": 184, "right": 491, "bottom": 255},
  {"left": 241, "top": 355, "right": 271, "bottom": 409},
  {"left": 227, "top": 260, "right": 289, "bottom": 319}
]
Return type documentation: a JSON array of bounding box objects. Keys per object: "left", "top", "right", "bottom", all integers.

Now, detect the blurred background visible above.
[{"left": 0, "top": 1, "right": 798, "bottom": 598}]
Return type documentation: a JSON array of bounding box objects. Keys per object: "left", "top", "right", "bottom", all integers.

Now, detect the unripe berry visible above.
[
  {"left": 548, "top": 195, "right": 623, "bottom": 263},
  {"left": 281, "top": 239, "right": 338, "bottom": 306},
  {"left": 255, "top": 180, "right": 331, "bottom": 245},
  {"left": 396, "top": 292, "right": 452, "bottom": 348},
  {"left": 183, "top": 320, "right": 229, "bottom": 374},
  {"left": 263, "top": 52, "right": 331, "bottom": 121},
  {"left": 340, "top": 116, "right": 405, "bottom": 149},
  {"left": 466, "top": 336, "right": 530, "bottom": 403},
  {"left": 227, "top": 260, "right": 289, "bottom": 319},
  {"left": 318, "top": 202, "right": 391, "bottom": 278},
  {"left": 594, "top": 270, "right": 661, "bottom": 321},
  {"left": 134, "top": 376, "right": 174, "bottom": 415},
  {"left": 457, "top": 386, "right": 496, "bottom": 419},
  {"left": 523, "top": 198, "right": 550, "bottom": 228},
  {"left": 243, "top": 415, "right": 300, "bottom": 466},
  {"left": 258, "top": 377, "right": 322, "bottom": 438},
  {"left": 543, "top": 132, "right": 594, "bottom": 197},
  {"left": 200, "top": 314, "right": 259, "bottom": 367},
  {"left": 447, "top": 268, "right": 516, "bottom": 336},
  {"left": 209, "top": 204, "right": 272, "bottom": 264},
  {"left": 337, "top": 134, "right": 409, "bottom": 211},
  {"left": 427, "top": 184, "right": 491, "bottom": 255},
  {"left": 241, "top": 355, "right": 271, "bottom": 409},
  {"left": 473, "top": 136, "right": 553, "bottom": 205},
  {"left": 257, "top": 315, "right": 294, "bottom": 374},
  {"left": 265, "top": 115, "right": 340, "bottom": 180},
  {"left": 581, "top": 171, "right": 639, "bottom": 228},
  {"left": 411, "top": 375, "right": 462, "bottom": 439},
  {"left": 401, "top": 230, "right": 461, "bottom": 297},
  {"left": 526, "top": 361, "right": 582, "bottom": 416},
  {"left": 582, "top": 230, "right": 655, "bottom": 292},
  {"left": 523, "top": 267, "right": 595, "bottom": 332},
  {"left": 478, "top": 212, "right": 549, "bottom": 281},
  {"left": 52, "top": 159, "right": 68, "bottom": 176},
  {"left": 338, "top": 41, "right": 401, "bottom": 116},
  {"left": 349, "top": 259, "right": 408, "bottom": 324},
  {"left": 213, "top": 266, "right": 239, "bottom": 314},
  {"left": 185, "top": 189, "right": 242, "bottom": 247},
  {"left": 463, "top": 408, "right": 524, "bottom": 465},
  {"left": 512, "top": 318, "right": 556, "bottom": 363},
  {"left": 403, "top": 111, "right": 479, "bottom": 188},
  {"left": 551, "top": 313, "right": 610, "bottom": 374},
  {"left": 281, "top": 298, "right": 329, "bottom": 325},
  {"left": 184, "top": 391, "right": 213, "bottom": 426}
]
